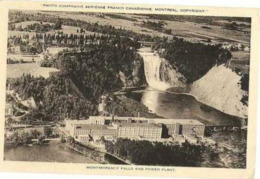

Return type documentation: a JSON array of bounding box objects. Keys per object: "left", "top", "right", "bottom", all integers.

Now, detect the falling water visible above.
[{"left": 138, "top": 47, "right": 184, "bottom": 91}]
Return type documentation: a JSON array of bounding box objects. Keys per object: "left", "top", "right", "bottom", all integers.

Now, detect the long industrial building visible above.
[{"left": 65, "top": 116, "right": 205, "bottom": 143}]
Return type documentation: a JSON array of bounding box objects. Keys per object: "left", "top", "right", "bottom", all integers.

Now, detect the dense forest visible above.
[
  {"left": 153, "top": 38, "right": 232, "bottom": 83},
  {"left": 8, "top": 73, "right": 98, "bottom": 122},
  {"left": 7, "top": 36, "right": 146, "bottom": 122},
  {"left": 53, "top": 43, "right": 145, "bottom": 101},
  {"left": 105, "top": 139, "right": 205, "bottom": 166}
]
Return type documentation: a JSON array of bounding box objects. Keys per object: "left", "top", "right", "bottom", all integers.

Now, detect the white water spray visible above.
[{"left": 138, "top": 47, "right": 185, "bottom": 91}]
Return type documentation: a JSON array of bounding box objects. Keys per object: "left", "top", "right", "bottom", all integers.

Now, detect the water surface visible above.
[{"left": 125, "top": 88, "right": 241, "bottom": 126}]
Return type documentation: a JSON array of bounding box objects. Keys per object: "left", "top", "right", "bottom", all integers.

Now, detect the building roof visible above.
[
  {"left": 149, "top": 118, "right": 205, "bottom": 126},
  {"left": 75, "top": 124, "right": 115, "bottom": 130},
  {"left": 72, "top": 116, "right": 205, "bottom": 126},
  {"left": 119, "top": 123, "right": 161, "bottom": 128},
  {"left": 89, "top": 116, "right": 147, "bottom": 121}
]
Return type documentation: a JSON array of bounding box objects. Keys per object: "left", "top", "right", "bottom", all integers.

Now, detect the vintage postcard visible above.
[{"left": 0, "top": 1, "right": 259, "bottom": 179}]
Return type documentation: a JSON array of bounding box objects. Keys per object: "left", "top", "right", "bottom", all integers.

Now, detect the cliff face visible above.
[
  {"left": 159, "top": 59, "right": 186, "bottom": 87},
  {"left": 119, "top": 57, "right": 146, "bottom": 87},
  {"left": 190, "top": 64, "right": 248, "bottom": 118}
]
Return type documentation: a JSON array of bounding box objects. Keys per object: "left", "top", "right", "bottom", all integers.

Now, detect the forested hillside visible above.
[
  {"left": 105, "top": 139, "right": 206, "bottom": 166},
  {"left": 7, "top": 36, "right": 146, "bottom": 122},
  {"left": 53, "top": 40, "right": 145, "bottom": 102},
  {"left": 153, "top": 38, "right": 232, "bottom": 83}
]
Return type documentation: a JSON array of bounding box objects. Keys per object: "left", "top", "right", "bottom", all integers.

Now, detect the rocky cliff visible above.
[
  {"left": 190, "top": 64, "right": 248, "bottom": 118},
  {"left": 119, "top": 57, "right": 146, "bottom": 88}
]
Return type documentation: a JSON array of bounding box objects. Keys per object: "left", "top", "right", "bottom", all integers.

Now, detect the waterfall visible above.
[
  {"left": 142, "top": 52, "right": 170, "bottom": 90},
  {"left": 138, "top": 47, "right": 185, "bottom": 91}
]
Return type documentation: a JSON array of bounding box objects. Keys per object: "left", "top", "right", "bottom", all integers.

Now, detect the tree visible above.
[
  {"left": 30, "top": 129, "right": 41, "bottom": 138},
  {"left": 54, "top": 19, "right": 62, "bottom": 30},
  {"left": 224, "top": 22, "right": 238, "bottom": 30},
  {"left": 20, "top": 132, "right": 32, "bottom": 144},
  {"left": 29, "top": 46, "right": 37, "bottom": 55},
  {"left": 44, "top": 126, "right": 52, "bottom": 137}
]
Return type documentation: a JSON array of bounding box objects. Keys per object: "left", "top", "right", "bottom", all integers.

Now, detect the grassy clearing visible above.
[
  {"left": 165, "top": 20, "right": 250, "bottom": 45},
  {"left": 7, "top": 63, "right": 59, "bottom": 79}
]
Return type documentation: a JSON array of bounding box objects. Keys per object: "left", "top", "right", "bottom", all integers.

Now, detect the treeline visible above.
[
  {"left": 145, "top": 14, "right": 251, "bottom": 26},
  {"left": 153, "top": 38, "right": 232, "bottom": 83},
  {"left": 39, "top": 33, "right": 140, "bottom": 48},
  {"left": 5, "top": 126, "right": 55, "bottom": 146},
  {"left": 142, "top": 21, "right": 172, "bottom": 35},
  {"left": 8, "top": 32, "right": 141, "bottom": 51},
  {"left": 8, "top": 11, "right": 160, "bottom": 42},
  {"left": 105, "top": 139, "right": 204, "bottom": 166},
  {"left": 105, "top": 13, "right": 137, "bottom": 22},
  {"left": 11, "top": 20, "right": 62, "bottom": 33},
  {"left": 7, "top": 58, "right": 35, "bottom": 64}
]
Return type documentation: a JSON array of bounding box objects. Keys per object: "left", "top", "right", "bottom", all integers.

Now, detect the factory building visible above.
[
  {"left": 65, "top": 116, "right": 205, "bottom": 143},
  {"left": 117, "top": 123, "right": 162, "bottom": 140}
]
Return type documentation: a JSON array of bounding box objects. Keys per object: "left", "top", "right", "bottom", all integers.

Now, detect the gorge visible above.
[{"left": 132, "top": 47, "right": 248, "bottom": 123}]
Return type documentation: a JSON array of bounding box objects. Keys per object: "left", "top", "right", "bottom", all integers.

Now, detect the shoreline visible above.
[
  {"left": 124, "top": 86, "right": 244, "bottom": 127},
  {"left": 132, "top": 86, "right": 245, "bottom": 120}
]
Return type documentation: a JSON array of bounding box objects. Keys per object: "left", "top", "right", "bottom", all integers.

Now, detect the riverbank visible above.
[
  {"left": 105, "top": 93, "right": 161, "bottom": 118},
  {"left": 4, "top": 140, "right": 98, "bottom": 163}
]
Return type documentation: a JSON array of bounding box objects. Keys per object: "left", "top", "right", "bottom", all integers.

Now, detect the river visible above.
[
  {"left": 125, "top": 88, "right": 240, "bottom": 126},
  {"left": 4, "top": 141, "right": 126, "bottom": 165},
  {"left": 131, "top": 47, "right": 241, "bottom": 126},
  {"left": 4, "top": 141, "right": 98, "bottom": 163}
]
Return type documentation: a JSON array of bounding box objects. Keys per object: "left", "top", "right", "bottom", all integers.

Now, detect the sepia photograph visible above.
[{"left": 3, "top": 5, "right": 253, "bottom": 171}]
